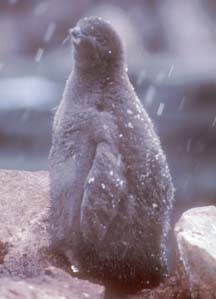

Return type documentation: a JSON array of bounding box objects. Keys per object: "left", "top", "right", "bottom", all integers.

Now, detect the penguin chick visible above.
[{"left": 48, "top": 16, "right": 175, "bottom": 293}]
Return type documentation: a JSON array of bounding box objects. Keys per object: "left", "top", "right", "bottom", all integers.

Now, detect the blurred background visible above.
[{"left": 0, "top": 0, "right": 216, "bottom": 220}]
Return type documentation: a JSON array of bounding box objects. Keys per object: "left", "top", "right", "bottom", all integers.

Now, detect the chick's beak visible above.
[{"left": 69, "top": 27, "right": 84, "bottom": 46}]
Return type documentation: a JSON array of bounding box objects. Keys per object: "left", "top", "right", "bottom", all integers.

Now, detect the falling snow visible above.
[
  {"left": 186, "top": 138, "right": 192, "bottom": 153},
  {"left": 157, "top": 103, "right": 165, "bottom": 116},
  {"left": 168, "top": 65, "right": 174, "bottom": 78},
  {"left": 179, "top": 96, "right": 186, "bottom": 111},
  {"left": 44, "top": 22, "right": 56, "bottom": 42},
  {"left": 88, "top": 177, "right": 95, "bottom": 184},
  {"left": 35, "top": 48, "right": 44, "bottom": 63},
  {"left": 145, "top": 86, "right": 156, "bottom": 106}
]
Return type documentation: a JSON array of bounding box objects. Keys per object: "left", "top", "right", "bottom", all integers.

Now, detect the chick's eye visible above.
[{"left": 81, "top": 28, "right": 89, "bottom": 36}]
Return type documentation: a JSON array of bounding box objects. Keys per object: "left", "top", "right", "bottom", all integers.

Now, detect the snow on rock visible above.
[{"left": 175, "top": 206, "right": 216, "bottom": 299}]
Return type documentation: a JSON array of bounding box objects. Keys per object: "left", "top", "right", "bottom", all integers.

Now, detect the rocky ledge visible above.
[{"left": 0, "top": 170, "right": 215, "bottom": 298}]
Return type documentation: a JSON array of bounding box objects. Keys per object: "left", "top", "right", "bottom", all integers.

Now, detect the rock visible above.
[
  {"left": 175, "top": 206, "right": 216, "bottom": 298},
  {"left": 0, "top": 170, "right": 104, "bottom": 298},
  {"left": 0, "top": 241, "right": 8, "bottom": 265},
  {"left": 0, "top": 267, "right": 104, "bottom": 299},
  {"left": 129, "top": 205, "right": 216, "bottom": 298},
  {"left": 128, "top": 262, "right": 190, "bottom": 299},
  {"left": 0, "top": 170, "right": 50, "bottom": 277}
]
